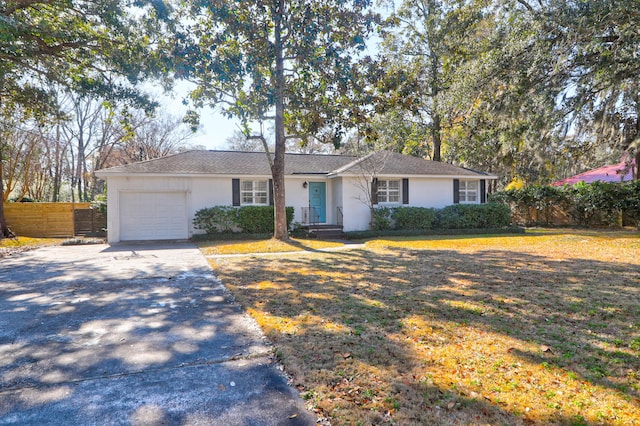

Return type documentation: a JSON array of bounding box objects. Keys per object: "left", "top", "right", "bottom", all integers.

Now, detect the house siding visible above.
[
  {"left": 331, "top": 177, "right": 343, "bottom": 225},
  {"left": 340, "top": 176, "right": 375, "bottom": 232},
  {"left": 409, "top": 178, "right": 454, "bottom": 208},
  {"left": 284, "top": 177, "right": 314, "bottom": 224}
]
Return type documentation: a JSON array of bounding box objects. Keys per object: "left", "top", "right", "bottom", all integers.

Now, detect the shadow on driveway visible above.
[{"left": 0, "top": 242, "right": 315, "bottom": 425}]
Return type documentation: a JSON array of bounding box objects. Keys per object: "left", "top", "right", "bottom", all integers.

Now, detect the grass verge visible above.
[
  {"left": 0, "top": 237, "right": 63, "bottom": 257},
  {"left": 206, "top": 230, "right": 640, "bottom": 425}
]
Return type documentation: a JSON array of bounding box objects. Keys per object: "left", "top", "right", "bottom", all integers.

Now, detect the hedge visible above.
[
  {"left": 372, "top": 203, "right": 511, "bottom": 231},
  {"left": 435, "top": 203, "right": 511, "bottom": 229},
  {"left": 193, "top": 205, "right": 294, "bottom": 234},
  {"left": 493, "top": 180, "right": 640, "bottom": 227}
]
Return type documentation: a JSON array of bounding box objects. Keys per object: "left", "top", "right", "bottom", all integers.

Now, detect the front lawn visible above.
[
  {"left": 197, "top": 237, "right": 345, "bottom": 255},
  {"left": 207, "top": 230, "right": 640, "bottom": 425}
]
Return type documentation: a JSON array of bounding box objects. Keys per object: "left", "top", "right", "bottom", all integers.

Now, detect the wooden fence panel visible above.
[
  {"left": 74, "top": 208, "right": 107, "bottom": 237},
  {"left": 4, "top": 203, "right": 92, "bottom": 238}
]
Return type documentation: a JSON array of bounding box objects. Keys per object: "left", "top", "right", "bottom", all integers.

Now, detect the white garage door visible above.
[{"left": 119, "top": 192, "right": 188, "bottom": 241}]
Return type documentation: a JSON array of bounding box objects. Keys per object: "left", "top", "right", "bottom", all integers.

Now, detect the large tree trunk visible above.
[
  {"left": 0, "top": 145, "right": 15, "bottom": 239},
  {"left": 430, "top": 47, "right": 442, "bottom": 162},
  {"left": 272, "top": 0, "right": 288, "bottom": 241},
  {"left": 432, "top": 112, "right": 442, "bottom": 162}
]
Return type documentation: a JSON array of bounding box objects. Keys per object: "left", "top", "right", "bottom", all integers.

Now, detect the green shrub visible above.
[
  {"left": 372, "top": 207, "right": 393, "bottom": 230},
  {"left": 620, "top": 180, "right": 640, "bottom": 227},
  {"left": 194, "top": 205, "right": 294, "bottom": 234},
  {"left": 193, "top": 206, "right": 238, "bottom": 234},
  {"left": 493, "top": 180, "right": 640, "bottom": 228},
  {"left": 392, "top": 207, "right": 436, "bottom": 230},
  {"left": 236, "top": 206, "right": 294, "bottom": 233},
  {"left": 435, "top": 203, "right": 511, "bottom": 229}
]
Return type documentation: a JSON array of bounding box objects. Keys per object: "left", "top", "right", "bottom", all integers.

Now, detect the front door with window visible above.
[{"left": 308, "top": 182, "right": 326, "bottom": 223}]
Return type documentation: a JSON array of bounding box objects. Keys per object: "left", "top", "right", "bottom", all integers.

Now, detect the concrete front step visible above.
[
  {"left": 313, "top": 231, "right": 344, "bottom": 240},
  {"left": 303, "top": 224, "right": 344, "bottom": 240}
]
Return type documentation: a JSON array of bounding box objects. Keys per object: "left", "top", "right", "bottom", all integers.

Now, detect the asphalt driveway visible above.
[{"left": 0, "top": 242, "right": 315, "bottom": 425}]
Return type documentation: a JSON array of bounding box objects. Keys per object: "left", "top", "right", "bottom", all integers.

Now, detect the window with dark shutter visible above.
[
  {"left": 269, "top": 179, "right": 274, "bottom": 206},
  {"left": 238, "top": 180, "right": 269, "bottom": 205},
  {"left": 453, "top": 179, "right": 460, "bottom": 204},
  {"left": 371, "top": 178, "right": 378, "bottom": 205},
  {"left": 232, "top": 179, "right": 240, "bottom": 206},
  {"left": 402, "top": 178, "right": 409, "bottom": 204},
  {"left": 480, "top": 179, "right": 486, "bottom": 203}
]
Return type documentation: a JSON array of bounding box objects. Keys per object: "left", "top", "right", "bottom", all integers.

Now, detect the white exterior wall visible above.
[
  {"left": 189, "top": 177, "right": 236, "bottom": 235},
  {"left": 284, "top": 176, "right": 310, "bottom": 224},
  {"left": 340, "top": 176, "right": 373, "bottom": 232},
  {"left": 330, "top": 177, "right": 343, "bottom": 225},
  {"left": 337, "top": 176, "right": 468, "bottom": 232},
  {"left": 191, "top": 177, "right": 234, "bottom": 212},
  {"left": 407, "top": 178, "right": 454, "bottom": 208}
]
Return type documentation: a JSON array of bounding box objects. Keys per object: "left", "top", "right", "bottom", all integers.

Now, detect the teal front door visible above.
[{"left": 308, "top": 182, "right": 326, "bottom": 223}]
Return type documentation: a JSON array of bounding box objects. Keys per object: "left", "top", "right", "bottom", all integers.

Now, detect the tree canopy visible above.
[
  {"left": 0, "top": 0, "right": 172, "bottom": 237},
  {"left": 174, "top": 0, "right": 381, "bottom": 239}
]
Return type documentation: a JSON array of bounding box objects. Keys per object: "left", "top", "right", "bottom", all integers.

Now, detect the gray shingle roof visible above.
[
  {"left": 96, "top": 150, "right": 494, "bottom": 178},
  {"left": 96, "top": 150, "right": 356, "bottom": 176},
  {"left": 332, "top": 151, "right": 489, "bottom": 177}
]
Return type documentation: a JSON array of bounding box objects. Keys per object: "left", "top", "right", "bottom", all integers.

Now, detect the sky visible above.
[{"left": 154, "top": 80, "right": 238, "bottom": 151}]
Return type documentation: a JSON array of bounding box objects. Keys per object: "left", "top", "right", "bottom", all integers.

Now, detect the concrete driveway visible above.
[{"left": 0, "top": 242, "right": 315, "bottom": 425}]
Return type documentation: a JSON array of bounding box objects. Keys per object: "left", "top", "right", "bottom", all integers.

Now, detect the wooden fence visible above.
[
  {"left": 3, "top": 202, "right": 106, "bottom": 238},
  {"left": 73, "top": 208, "right": 107, "bottom": 237}
]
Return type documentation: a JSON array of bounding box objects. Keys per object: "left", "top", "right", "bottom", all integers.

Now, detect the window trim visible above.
[
  {"left": 376, "top": 179, "right": 402, "bottom": 204},
  {"left": 458, "top": 180, "right": 479, "bottom": 204},
  {"left": 240, "top": 179, "right": 269, "bottom": 206}
]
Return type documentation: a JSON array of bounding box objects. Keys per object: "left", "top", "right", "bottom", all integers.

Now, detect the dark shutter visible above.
[
  {"left": 480, "top": 179, "right": 486, "bottom": 204},
  {"left": 453, "top": 179, "right": 460, "bottom": 204},
  {"left": 371, "top": 178, "right": 378, "bottom": 205},
  {"left": 268, "top": 179, "right": 274, "bottom": 206},
  {"left": 232, "top": 179, "right": 240, "bottom": 206},
  {"left": 402, "top": 178, "right": 409, "bottom": 205}
]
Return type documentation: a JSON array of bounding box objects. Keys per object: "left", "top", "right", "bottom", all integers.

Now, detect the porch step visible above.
[{"left": 303, "top": 224, "right": 344, "bottom": 240}]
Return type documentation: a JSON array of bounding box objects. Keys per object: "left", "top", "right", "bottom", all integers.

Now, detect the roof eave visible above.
[
  {"left": 330, "top": 172, "right": 498, "bottom": 179},
  {"left": 95, "top": 171, "right": 332, "bottom": 179}
]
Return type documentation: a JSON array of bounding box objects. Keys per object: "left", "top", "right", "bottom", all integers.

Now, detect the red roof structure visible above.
[{"left": 552, "top": 160, "right": 636, "bottom": 186}]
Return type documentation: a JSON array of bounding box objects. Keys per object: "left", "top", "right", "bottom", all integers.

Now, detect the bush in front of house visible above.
[
  {"left": 372, "top": 203, "right": 510, "bottom": 231},
  {"left": 434, "top": 203, "right": 512, "bottom": 229},
  {"left": 193, "top": 206, "right": 238, "bottom": 233},
  {"left": 236, "top": 206, "right": 294, "bottom": 233},
  {"left": 372, "top": 207, "right": 393, "bottom": 231},
  {"left": 193, "top": 205, "right": 295, "bottom": 234},
  {"left": 392, "top": 206, "right": 436, "bottom": 230}
]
